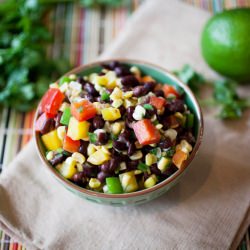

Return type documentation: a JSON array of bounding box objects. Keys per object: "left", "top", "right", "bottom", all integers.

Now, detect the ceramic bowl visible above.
[{"left": 34, "top": 59, "right": 204, "bottom": 206}]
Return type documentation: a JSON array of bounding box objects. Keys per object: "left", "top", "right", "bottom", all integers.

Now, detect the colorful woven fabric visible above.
[{"left": 0, "top": 0, "right": 249, "bottom": 249}]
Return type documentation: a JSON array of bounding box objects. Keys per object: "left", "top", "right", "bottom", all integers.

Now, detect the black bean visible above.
[
  {"left": 102, "top": 61, "right": 120, "bottom": 70},
  {"left": 79, "top": 140, "right": 88, "bottom": 156},
  {"left": 82, "top": 93, "right": 95, "bottom": 102},
  {"left": 54, "top": 111, "right": 63, "bottom": 128},
  {"left": 77, "top": 77, "right": 86, "bottom": 85},
  {"left": 63, "top": 95, "right": 70, "bottom": 104},
  {"left": 178, "top": 131, "right": 195, "bottom": 145},
  {"left": 113, "top": 140, "right": 127, "bottom": 151},
  {"left": 84, "top": 83, "right": 98, "bottom": 96},
  {"left": 118, "top": 129, "right": 131, "bottom": 142},
  {"left": 159, "top": 137, "right": 172, "bottom": 149},
  {"left": 109, "top": 158, "right": 119, "bottom": 172},
  {"left": 97, "top": 171, "right": 110, "bottom": 183},
  {"left": 161, "top": 164, "right": 178, "bottom": 178},
  {"left": 98, "top": 72, "right": 105, "bottom": 76},
  {"left": 73, "top": 172, "right": 86, "bottom": 186},
  {"left": 127, "top": 143, "right": 136, "bottom": 156},
  {"left": 121, "top": 75, "right": 139, "bottom": 87},
  {"left": 154, "top": 90, "right": 165, "bottom": 97},
  {"left": 92, "top": 115, "right": 105, "bottom": 129},
  {"left": 97, "top": 132, "right": 109, "bottom": 145},
  {"left": 133, "top": 86, "right": 146, "bottom": 97},
  {"left": 40, "top": 118, "right": 55, "bottom": 135},
  {"left": 126, "top": 106, "right": 135, "bottom": 121},
  {"left": 100, "top": 162, "right": 110, "bottom": 173},
  {"left": 150, "top": 164, "right": 162, "bottom": 176},
  {"left": 82, "top": 164, "right": 98, "bottom": 178},
  {"left": 49, "top": 153, "right": 65, "bottom": 166},
  {"left": 145, "top": 106, "right": 156, "bottom": 118},
  {"left": 115, "top": 66, "right": 131, "bottom": 77},
  {"left": 119, "top": 105, "right": 126, "bottom": 116},
  {"left": 127, "top": 160, "right": 139, "bottom": 171},
  {"left": 125, "top": 118, "right": 134, "bottom": 129},
  {"left": 167, "top": 99, "right": 185, "bottom": 113},
  {"left": 143, "top": 82, "right": 156, "bottom": 92}
]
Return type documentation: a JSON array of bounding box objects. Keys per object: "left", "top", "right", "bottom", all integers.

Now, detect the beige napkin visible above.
[{"left": 0, "top": 0, "right": 250, "bottom": 249}]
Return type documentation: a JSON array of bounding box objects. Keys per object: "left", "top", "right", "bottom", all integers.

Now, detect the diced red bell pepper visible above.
[
  {"left": 133, "top": 119, "right": 161, "bottom": 145},
  {"left": 71, "top": 99, "right": 97, "bottom": 121},
  {"left": 41, "top": 88, "right": 64, "bottom": 115},
  {"left": 149, "top": 96, "right": 166, "bottom": 109},
  {"left": 162, "top": 85, "right": 179, "bottom": 98},
  {"left": 63, "top": 135, "right": 80, "bottom": 153},
  {"left": 35, "top": 112, "right": 54, "bottom": 132}
]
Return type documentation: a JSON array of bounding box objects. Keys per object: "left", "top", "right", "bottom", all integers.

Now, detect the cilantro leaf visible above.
[
  {"left": 88, "top": 132, "right": 97, "bottom": 143},
  {"left": 137, "top": 162, "right": 149, "bottom": 172},
  {"left": 143, "top": 104, "right": 154, "bottom": 110}
]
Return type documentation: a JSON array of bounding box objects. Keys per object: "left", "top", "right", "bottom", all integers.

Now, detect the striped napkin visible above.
[{"left": 0, "top": 0, "right": 249, "bottom": 249}]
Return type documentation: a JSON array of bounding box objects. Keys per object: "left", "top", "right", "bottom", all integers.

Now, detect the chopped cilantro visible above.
[
  {"left": 143, "top": 104, "right": 154, "bottom": 110},
  {"left": 101, "top": 92, "right": 110, "bottom": 101},
  {"left": 137, "top": 162, "right": 149, "bottom": 172},
  {"left": 165, "top": 147, "right": 176, "bottom": 157},
  {"left": 88, "top": 132, "right": 97, "bottom": 143}
]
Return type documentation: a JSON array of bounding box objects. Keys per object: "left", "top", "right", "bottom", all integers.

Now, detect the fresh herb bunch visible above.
[
  {"left": 0, "top": 0, "right": 69, "bottom": 111},
  {"left": 175, "top": 65, "right": 250, "bottom": 119}
]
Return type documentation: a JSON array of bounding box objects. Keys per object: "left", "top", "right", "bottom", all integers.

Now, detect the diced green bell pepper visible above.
[
  {"left": 101, "top": 92, "right": 110, "bottom": 101},
  {"left": 106, "top": 177, "right": 123, "bottom": 194},
  {"left": 59, "top": 76, "right": 71, "bottom": 86},
  {"left": 186, "top": 113, "right": 194, "bottom": 128},
  {"left": 60, "top": 107, "right": 71, "bottom": 125}
]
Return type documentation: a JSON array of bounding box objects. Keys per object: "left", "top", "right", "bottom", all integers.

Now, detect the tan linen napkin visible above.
[{"left": 1, "top": 0, "right": 250, "bottom": 249}]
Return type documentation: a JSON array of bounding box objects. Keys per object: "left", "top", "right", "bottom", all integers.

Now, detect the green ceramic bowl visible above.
[{"left": 34, "top": 59, "right": 204, "bottom": 206}]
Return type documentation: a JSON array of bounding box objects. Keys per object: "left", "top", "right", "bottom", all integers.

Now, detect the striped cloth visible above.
[{"left": 0, "top": 0, "right": 249, "bottom": 249}]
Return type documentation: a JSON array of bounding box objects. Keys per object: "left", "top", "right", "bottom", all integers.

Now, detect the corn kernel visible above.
[
  {"left": 89, "top": 178, "right": 101, "bottom": 189},
  {"left": 123, "top": 91, "right": 133, "bottom": 99},
  {"left": 134, "top": 170, "right": 142, "bottom": 175},
  {"left": 87, "top": 144, "right": 96, "bottom": 156},
  {"left": 50, "top": 83, "right": 59, "bottom": 89},
  {"left": 76, "top": 163, "right": 83, "bottom": 172},
  {"left": 105, "top": 71, "right": 117, "bottom": 89},
  {"left": 59, "top": 102, "right": 70, "bottom": 112},
  {"left": 112, "top": 99, "right": 123, "bottom": 108},
  {"left": 58, "top": 157, "right": 77, "bottom": 179},
  {"left": 164, "top": 129, "right": 177, "bottom": 141},
  {"left": 111, "top": 122, "right": 123, "bottom": 135},
  {"left": 155, "top": 124, "right": 163, "bottom": 130},
  {"left": 94, "top": 75, "right": 108, "bottom": 86},
  {"left": 100, "top": 146, "right": 111, "bottom": 155},
  {"left": 180, "top": 140, "right": 193, "bottom": 153},
  {"left": 57, "top": 126, "right": 66, "bottom": 141},
  {"left": 124, "top": 99, "right": 137, "bottom": 108},
  {"left": 59, "top": 83, "right": 69, "bottom": 93},
  {"left": 157, "top": 157, "right": 171, "bottom": 172},
  {"left": 119, "top": 171, "right": 138, "bottom": 193},
  {"left": 129, "top": 151, "right": 143, "bottom": 160},
  {"left": 69, "top": 74, "right": 77, "bottom": 80},
  {"left": 144, "top": 174, "right": 157, "bottom": 189},
  {"left": 89, "top": 73, "right": 98, "bottom": 82},
  {"left": 133, "top": 105, "right": 146, "bottom": 120},
  {"left": 130, "top": 66, "right": 141, "bottom": 78},
  {"left": 110, "top": 87, "right": 123, "bottom": 100},
  {"left": 72, "top": 152, "right": 86, "bottom": 164},
  {"left": 120, "top": 162, "right": 126, "bottom": 170},
  {"left": 101, "top": 107, "right": 121, "bottom": 121},
  {"left": 145, "top": 153, "right": 157, "bottom": 166},
  {"left": 87, "top": 149, "right": 110, "bottom": 165},
  {"left": 174, "top": 112, "right": 186, "bottom": 126},
  {"left": 46, "top": 151, "right": 54, "bottom": 161}
]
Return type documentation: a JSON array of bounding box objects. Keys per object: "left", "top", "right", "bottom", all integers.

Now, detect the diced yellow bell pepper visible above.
[
  {"left": 41, "top": 129, "right": 63, "bottom": 151},
  {"left": 87, "top": 149, "right": 110, "bottom": 165},
  {"left": 67, "top": 117, "right": 90, "bottom": 140},
  {"left": 94, "top": 75, "right": 109, "bottom": 86},
  {"left": 101, "top": 107, "right": 121, "bottom": 121},
  {"left": 57, "top": 157, "right": 77, "bottom": 179},
  {"left": 110, "top": 87, "right": 123, "bottom": 101},
  {"left": 119, "top": 171, "right": 139, "bottom": 193}
]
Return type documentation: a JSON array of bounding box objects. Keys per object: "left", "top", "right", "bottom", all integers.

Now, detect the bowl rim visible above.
[{"left": 34, "top": 58, "right": 204, "bottom": 199}]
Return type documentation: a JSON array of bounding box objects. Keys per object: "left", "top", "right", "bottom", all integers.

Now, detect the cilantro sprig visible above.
[{"left": 174, "top": 65, "right": 250, "bottom": 120}]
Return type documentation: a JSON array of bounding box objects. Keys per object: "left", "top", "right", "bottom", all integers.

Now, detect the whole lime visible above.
[{"left": 201, "top": 8, "right": 250, "bottom": 82}]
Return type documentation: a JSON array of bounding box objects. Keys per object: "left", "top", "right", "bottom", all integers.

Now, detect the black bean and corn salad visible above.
[{"left": 35, "top": 61, "right": 196, "bottom": 194}]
